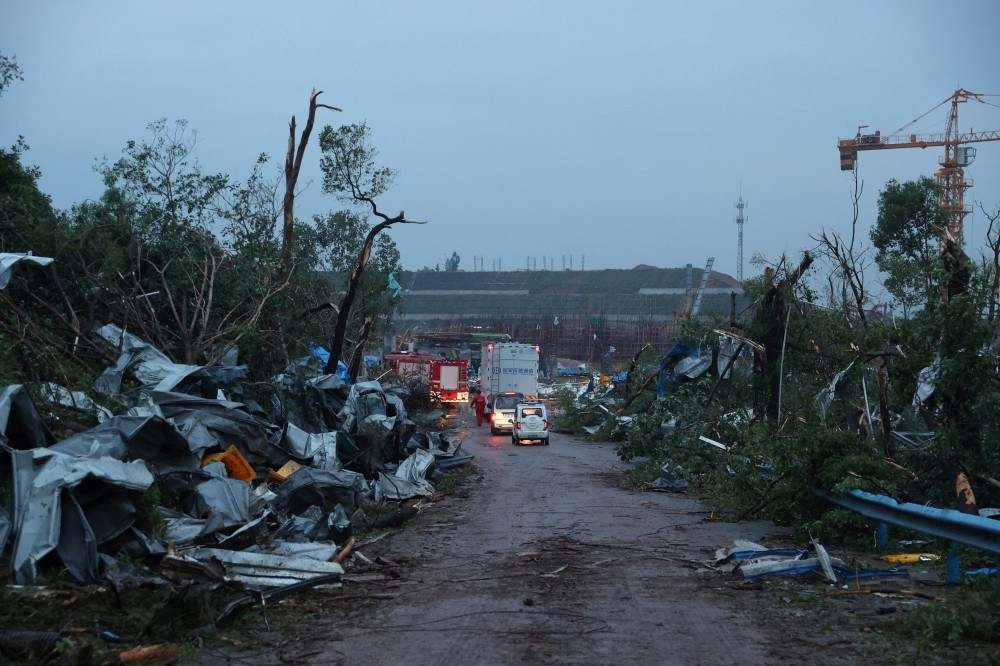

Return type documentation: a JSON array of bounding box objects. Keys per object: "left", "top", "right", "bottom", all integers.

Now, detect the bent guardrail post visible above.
[
  {"left": 815, "top": 488, "right": 1000, "bottom": 586},
  {"left": 875, "top": 522, "right": 890, "bottom": 552}
]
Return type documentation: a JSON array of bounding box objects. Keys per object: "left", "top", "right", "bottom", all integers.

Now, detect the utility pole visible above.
[{"left": 735, "top": 191, "right": 747, "bottom": 282}]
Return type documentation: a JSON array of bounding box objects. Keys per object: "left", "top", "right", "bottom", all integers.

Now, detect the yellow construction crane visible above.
[{"left": 838, "top": 89, "right": 1000, "bottom": 238}]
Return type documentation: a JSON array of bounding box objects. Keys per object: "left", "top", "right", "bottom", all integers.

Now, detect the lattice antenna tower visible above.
[{"left": 735, "top": 191, "right": 747, "bottom": 282}]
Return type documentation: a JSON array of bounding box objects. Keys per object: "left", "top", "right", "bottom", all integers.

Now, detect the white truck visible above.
[{"left": 480, "top": 342, "right": 539, "bottom": 398}]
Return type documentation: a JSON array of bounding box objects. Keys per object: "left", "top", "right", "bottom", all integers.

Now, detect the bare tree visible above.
[
  {"left": 814, "top": 169, "right": 870, "bottom": 326},
  {"left": 112, "top": 233, "right": 288, "bottom": 364},
  {"left": 980, "top": 202, "right": 1000, "bottom": 322},
  {"left": 280, "top": 90, "right": 340, "bottom": 277}
]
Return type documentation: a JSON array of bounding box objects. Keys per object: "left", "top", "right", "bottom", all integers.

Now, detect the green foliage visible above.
[
  {"left": 870, "top": 177, "right": 944, "bottom": 309},
  {"left": 895, "top": 578, "right": 1000, "bottom": 646},
  {"left": 551, "top": 387, "right": 592, "bottom": 432},
  {"left": 609, "top": 205, "right": 1000, "bottom": 539},
  {"left": 318, "top": 123, "right": 395, "bottom": 204},
  {"left": 0, "top": 116, "right": 407, "bottom": 383},
  {"left": 0, "top": 52, "right": 23, "bottom": 97}
]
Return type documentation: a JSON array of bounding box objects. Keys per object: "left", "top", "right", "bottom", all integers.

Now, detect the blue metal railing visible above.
[{"left": 816, "top": 488, "right": 1000, "bottom": 585}]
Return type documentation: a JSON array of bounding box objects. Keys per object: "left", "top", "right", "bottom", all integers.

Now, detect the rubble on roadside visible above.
[
  {"left": 712, "top": 538, "right": 909, "bottom": 584},
  {"left": 0, "top": 326, "right": 474, "bottom": 657}
]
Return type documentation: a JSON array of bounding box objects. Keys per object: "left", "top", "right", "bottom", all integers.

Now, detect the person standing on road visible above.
[{"left": 471, "top": 389, "right": 487, "bottom": 427}]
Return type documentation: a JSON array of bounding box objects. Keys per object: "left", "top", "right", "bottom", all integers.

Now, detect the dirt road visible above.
[{"left": 209, "top": 422, "right": 871, "bottom": 665}]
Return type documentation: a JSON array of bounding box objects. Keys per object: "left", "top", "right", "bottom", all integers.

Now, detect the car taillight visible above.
[
  {"left": 543, "top": 420, "right": 548, "bottom": 430},
  {"left": 515, "top": 421, "right": 521, "bottom": 429}
]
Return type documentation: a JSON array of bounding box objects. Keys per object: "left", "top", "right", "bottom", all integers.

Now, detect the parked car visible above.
[
  {"left": 489, "top": 391, "right": 523, "bottom": 435},
  {"left": 512, "top": 401, "right": 549, "bottom": 446}
]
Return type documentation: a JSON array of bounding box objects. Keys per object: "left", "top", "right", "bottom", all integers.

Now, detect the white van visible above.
[{"left": 512, "top": 401, "right": 549, "bottom": 446}]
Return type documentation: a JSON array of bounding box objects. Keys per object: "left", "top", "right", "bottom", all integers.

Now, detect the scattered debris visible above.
[
  {"left": 117, "top": 644, "right": 179, "bottom": 663},
  {"left": 0, "top": 252, "right": 54, "bottom": 289},
  {"left": 0, "top": 325, "right": 476, "bottom": 653},
  {"left": 880, "top": 553, "right": 941, "bottom": 564}
]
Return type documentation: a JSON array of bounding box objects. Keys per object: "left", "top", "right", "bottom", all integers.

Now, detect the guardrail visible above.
[{"left": 816, "top": 488, "right": 1000, "bottom": 585}]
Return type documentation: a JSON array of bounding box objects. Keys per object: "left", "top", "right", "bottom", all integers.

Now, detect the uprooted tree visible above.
[{"left": 317, "top": 123, "right": 426, "bottom": 374}]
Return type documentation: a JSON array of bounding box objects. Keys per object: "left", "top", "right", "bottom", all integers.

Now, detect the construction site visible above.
[{"left": 394, "top": 261, "right": 744, "bottom": 365}]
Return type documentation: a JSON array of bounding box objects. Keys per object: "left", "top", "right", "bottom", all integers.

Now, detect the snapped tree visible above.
[
  {"left": 317, "top": 123, "right": 426, "bottom": 374},
  {"left": 281, "top": 90, "right": 340, "bottom": 278}
]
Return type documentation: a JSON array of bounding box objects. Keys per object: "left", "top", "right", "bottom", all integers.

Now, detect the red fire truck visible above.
[{"left": 384, "top": 352, "right": 470, "bottom": 404}]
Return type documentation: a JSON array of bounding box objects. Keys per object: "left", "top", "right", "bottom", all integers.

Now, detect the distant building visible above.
[{"left": 392, "top": 266, "right": 745, "bottom": 363}]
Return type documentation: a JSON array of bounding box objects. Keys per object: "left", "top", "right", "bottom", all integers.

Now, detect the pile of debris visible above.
[
  {"left": 713, "top": 539, "right": 908, "bottom": 584},
  {"left": 0, "top": 325, "right": 471, "bottom": 610}
]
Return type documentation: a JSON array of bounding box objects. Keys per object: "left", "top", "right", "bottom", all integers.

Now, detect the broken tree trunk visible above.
[
  {"left": 324, "top": 212, "right": 424, "bottom": 374},
  {"left": 754, "top": 252, "right": 813, "bottom": 420},
  {"left": 348, "top": 316, "right": 376, "bottom": 382},
  {"left": 280, "top": 90, "right": 340, "bottom": 278}
]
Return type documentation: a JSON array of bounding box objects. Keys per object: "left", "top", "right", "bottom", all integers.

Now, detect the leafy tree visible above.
[
  {"left": 317, "top": 122, "right": 425, "bottom": 372},
  {"left": 0, "top": 52, "right": 23, "bottom": 97},
  {"left": 445, "top": 251, "right": 460, "bottom": 272},
  {"left": 870, "top": 177, "right": 944, "bottom": 310}
]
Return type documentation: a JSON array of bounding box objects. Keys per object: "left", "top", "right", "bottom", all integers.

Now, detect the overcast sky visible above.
[{"left": 2, "top": 1, "right": 999, "bottom": 280}]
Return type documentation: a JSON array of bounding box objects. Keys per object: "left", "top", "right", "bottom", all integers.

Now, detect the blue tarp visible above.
[
  {"left": 657, "top": 342, "right": 691, "bottom": 399},
  {"left": 307, "top": 343, "right": 350, "bottom": 381}
]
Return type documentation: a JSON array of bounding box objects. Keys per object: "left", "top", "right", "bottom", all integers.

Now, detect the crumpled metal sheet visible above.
[
  {"left": 378, "top": 448, "right": 437, "bottom": 500},
  {"left": 912, "top": 357, "right": 941, "bottom": 406},
  {"left": 193, "top": 475, "right": 250, "bottom": 526},
  {"left": 93, "top": 324, "right": 248, "bottom": 396},
  {"left": 147, "top": 391, "right": 282, "bottom": 466},
  {"left": 376, "top": 472, "right": 431, "bottom": 501},
  {"left": 214, "top": 510, "right": 271, "bottom": 550},
  {"left": 36, "top": 383, "right": 113, "bottom": 423},
  {"left": 0, "top": 506, "right": 10, "bottom": 554},
  {"left": 0, "top": 252, "right": 54, "bottom": 289},
  {"left": 273, "top": 467, "right": 367, "bottom": 515},
  {"left": 50, "top": 415, "right": 197, "bottom": 473},
  {"left": 6, "top": 446, "right": 153, "bottom": 584},
  {"left": 396, "top": 449, "right": 435, "bottom": 489},
  {"left": 810, "top": 538, "right": 838, "bottom": 583},
  {"left": 190, "top": 547, "right": 344, "bottom": 588},
  {"left": 270, "top": 356, "right": 350, "bottom": 433},
  {"left": 716, "top": 335, "right": 738, "bottom": 379},
  {"left": 160, "top": 507, "right": 230, "bottom": 546},
  {"left": 94, "top": 323, "right": 203, "bottom": 394},
  {"left": 0, "top": 385, "right": 53, "bottom": 449},
  {"left": 246, "top": 540, "right": 337, "bottom": 562},
  {"left": 674, "top": 353, "right": 711, "bottom": 379},
  {"left": 816, "top": 362, "right": 854, "bottom": 418},
  {"left": 338, "top": 381, "right": 389, "bottom": 433},
  {"left": 283, "top": 423, "right": 340, "bottom": 471}
]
